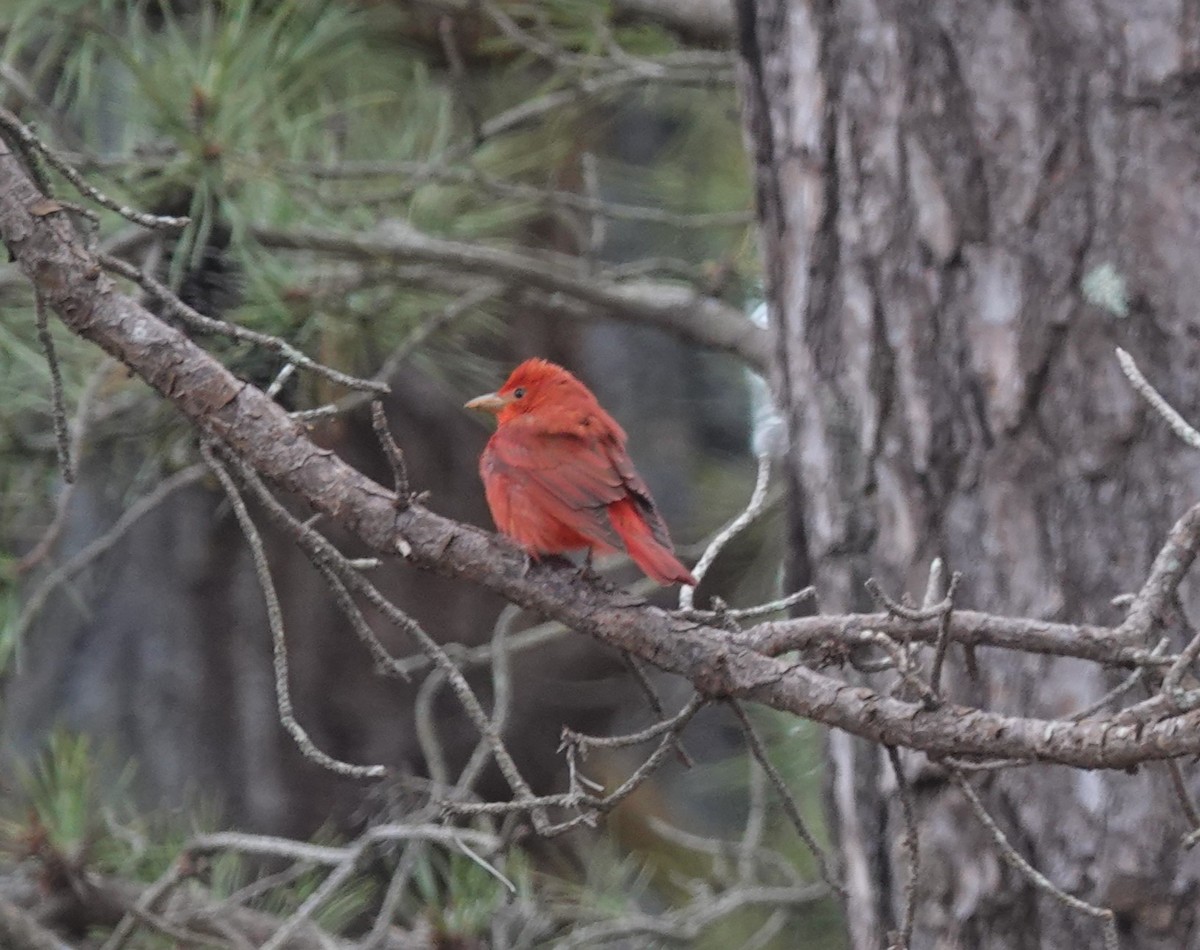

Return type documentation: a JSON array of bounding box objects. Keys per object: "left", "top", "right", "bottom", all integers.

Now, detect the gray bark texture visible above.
[{"left": 736, "top": 0, "right": 1200, "bottom": 947}]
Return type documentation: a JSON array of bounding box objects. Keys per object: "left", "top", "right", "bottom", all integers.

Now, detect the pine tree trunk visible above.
[{"left": 737, "top": 0, "right": 1200, "bottom": 946}]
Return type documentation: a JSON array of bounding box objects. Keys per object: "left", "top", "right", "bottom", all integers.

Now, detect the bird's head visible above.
[{"left": 465, "top": 358, "right": 597, "bottom": 425}]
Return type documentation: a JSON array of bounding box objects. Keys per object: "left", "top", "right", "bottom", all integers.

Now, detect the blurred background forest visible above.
[{"left": 0, "top": 1, "right": 839, "bottom": 947}]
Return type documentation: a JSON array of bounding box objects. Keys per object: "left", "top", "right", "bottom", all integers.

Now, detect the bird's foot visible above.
[
  {"left": 573, "top": 548, "right": 601, "bottom": 583},
  {"left": 573, "top": 549, "right": 617, "bottom": 591}
]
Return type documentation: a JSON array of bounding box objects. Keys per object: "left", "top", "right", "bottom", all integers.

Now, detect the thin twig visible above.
[
  {"left": 554, "top": 883, "right": 826, "bottom": 949},
  {"left": 950, "top": 770, "right": 1118, "bottom": 950},
  {"left": 466, "top": 64, "right": 733, "bottom": 151},
  {"left": 928, "top": 567, "right": 961, "bottom": 696},
  {"left": 112, "top": 910, "right": 233, "bottom": 950},
  {"left": 393, "top": 615, "right": 566, "bottom": 677},
  {"left": 866, "top": 572, "right": 963, "bottom": 627},
  {"left": 742, "top": 910, "right": 789, "bottom": 950},
  {"left": 99, "top": 859, "right": 189, "bottom": 950},
  {"left": 749, "top": 606, "right": 1178, "bottom": 669},
  {"left": 0, "top": 106, "right": 188, "bottom": 229},
  {"left": 34, "top": 294, "right": 73, "bottom": 483},
  {"left": 253, "top": 223, "right": 769, "bottom": 370},
  {"left": 725, "top": 588, "right": 817, "bottom": 620},
  {"left": 214, "top": 862, "right": 316, "bottom": 913},
  {"left": 850, "top": 630, "right": 939, "bottom": 708},
  {"left": 680, "top": 452, "right": 772, "bottom": 610},
  {"left": 260, "top": 860, "right": 358, "bottom": 950},
  {"left": 99, "top": 253, "right": 388, "bottom": 395},
  {"left": 445, "top": 696, "right": 704, "bottom": 831},
  {"left": 457, "top": 837, "right": 517, "bottom": 894},
  {"left": 1069, "top": 638, "right": 1169, "bottom": 721},
  {"left": 201, "top": 441, "right": 387, "bottom": 779},
  {"left": 300, "top": 541, "right": 411, "bottom": 682},
  {"left": 1118, "top": 503, "right": 1200, "bottom": 641},
  {"left": 188, "top": 824, "right": 498, "bottom": 864},
  {"left": 1165, "top": 759, "right": 1200, "bottom": 848},
  {"left": 371, "top": 401, "right": 410, "bottom": 501},
  {"left": 210, "top": 448, "right": 549, "bottom": 824},
  {"left": 415, "top": 668, "right": 451, "bottom": 788},
  {"left": 1116, "top": 347, "right": 1200, "bottom": 448},
  {"left": 1162, "top": 624, "right": 1200, "bottom": 712},
  {"left": 885, "top": 746, "right": 918, "bottom": 950},
  {"left": 452, "top": 604, "right": 518, "bottom": 799},
  {"left": 301, "top": 283, "right": 499, "bottom": 419},
  {"left": 263, "top": 361, "right": 296, "bottom": 400},
  {"left": 561, "top": 694, "right": 705, "bottom": 754},
  {"left": 285, "top": 155, "right": 750, "bottom": 229},
  {"left": 621, "top": 651, "right": 695, "bottom": 767},
  {"left": 729, "top": 700, "right": 844, "bottom": 896},
  {"left": 363, "top": 844, "right": 424, "bottom": 948},
  {"left": 17, "top": 357, "right": 113, "bottom": 573},
  {"left": 585, "top": 710, "right": 704, "bottom": 814},
  {"left": 739, "top": 751, "right": 768, "bottom": 881},
  {"left": 581, "top": 150, "right": 605, "bottom": 261}
]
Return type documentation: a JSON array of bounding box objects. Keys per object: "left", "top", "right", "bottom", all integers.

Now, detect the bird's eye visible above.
[{"left": 513, "top": 387, "right": 526, "bottom": 399}]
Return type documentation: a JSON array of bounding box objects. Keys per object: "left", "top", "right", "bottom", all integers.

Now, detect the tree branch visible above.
[
  {"left": 9, "top": 133, "right": 1200, "bottom": 775},
  {"left": 251, "top": 223, "right": 769, "bottom": 370}
]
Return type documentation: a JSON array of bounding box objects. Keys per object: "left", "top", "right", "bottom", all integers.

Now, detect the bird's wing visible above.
[
  {"left": 602, "top": 440, "right": 675, "bottom": 551},
  {"left": 484, "top": 427, "right": 625, "bottom": 549}
]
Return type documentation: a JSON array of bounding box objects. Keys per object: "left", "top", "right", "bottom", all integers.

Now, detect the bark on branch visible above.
[{"left": 2, "top": 138, "right": 1197, "bottom": 774}]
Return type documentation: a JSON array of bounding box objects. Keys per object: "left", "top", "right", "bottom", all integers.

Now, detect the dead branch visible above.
[
  {"left": 680, "top": 452, "right": 773, "bottom": 610},
  {"left": 750, "top": 610, "right": 1169, "bottom": 669},
  {"left": 12, "top": 116, "right": 1200, "bottom": 785},
  {"left": 201, "top": 441, "right": 389, "bottom": 779},
  {"left": 252, "top": 223, "right": 769, "bottom": 369},
  {"left": 730, "top": 700, "right": 844, "bottom": 897}
]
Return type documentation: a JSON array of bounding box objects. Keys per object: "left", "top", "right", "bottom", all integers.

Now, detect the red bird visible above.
[{"left": 466, "top": 359, "right": 697, "bottom": 586}]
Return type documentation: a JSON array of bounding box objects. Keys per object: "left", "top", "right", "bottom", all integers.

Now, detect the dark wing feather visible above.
[{"left": 603, "top": 441, "right": 674, "bottom": 551}]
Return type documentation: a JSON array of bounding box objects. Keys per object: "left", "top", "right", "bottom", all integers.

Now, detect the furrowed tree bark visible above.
[{"left": 737, "top": 0, "right": 1200, "bottom": 946}]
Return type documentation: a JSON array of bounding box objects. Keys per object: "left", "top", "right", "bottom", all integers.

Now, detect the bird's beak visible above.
[{"left": 464, "top": 391, "right": 510, "bottom": 414}]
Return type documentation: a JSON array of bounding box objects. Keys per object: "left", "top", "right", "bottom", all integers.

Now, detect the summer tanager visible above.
[{"left": 466, "top": 359, "right": 697, "bottom": 586}]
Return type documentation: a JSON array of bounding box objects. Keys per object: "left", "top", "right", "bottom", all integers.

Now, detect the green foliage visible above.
[
  {"left": 3, "top": 0, "right": 456, "bottom": 323},
  {"left": 411, "top": 842, "right": 535, "bottom": 939},
  {"left": 0, "top": 0, "right": 753, "bottom": 359},
  {"left": 0, "top": 731, "right": 182, "bottom": 880},
  {"left": 0, "top": 729, "right": 840, "bottom": 946},
  {"left": 555, "top": 837, "right": 657, "bottom": 917}
]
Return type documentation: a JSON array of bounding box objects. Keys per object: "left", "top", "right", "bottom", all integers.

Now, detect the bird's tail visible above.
[{"left": 607, "top": 498, "right": 698, "bottom": 587}]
